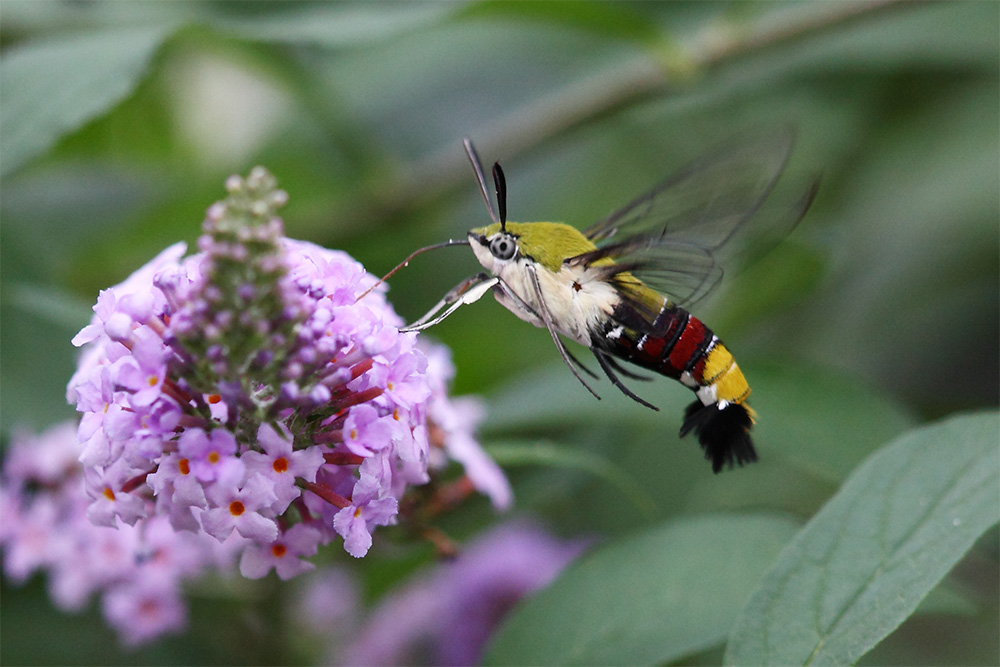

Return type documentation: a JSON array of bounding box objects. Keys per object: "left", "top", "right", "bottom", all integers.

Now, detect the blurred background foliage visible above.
[{"left": 1, "top": 1, "right": 997, "bottom": 665}]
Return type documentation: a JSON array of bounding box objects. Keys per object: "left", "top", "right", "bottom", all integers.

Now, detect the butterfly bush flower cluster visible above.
[
  {"left": 0, "top": 422, "right": 242, "bottom": 645},
  {"left": 291, "top": 521, "right": 588, "bottom": 665},
  {"left": 70, "top": 167, "right": 510, "bottom": 559},
  {"left": 0, "top": 167, "right": 513, "bottom": 644}
]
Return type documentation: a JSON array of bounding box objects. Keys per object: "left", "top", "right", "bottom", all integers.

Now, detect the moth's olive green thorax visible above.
[{"left": 470, "top": 221, "right": 600, "bottom": 273}]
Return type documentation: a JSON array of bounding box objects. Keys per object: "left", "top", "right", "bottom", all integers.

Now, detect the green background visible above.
[{"left": 1, "top": 2, "right": 997, "bottom": 665}]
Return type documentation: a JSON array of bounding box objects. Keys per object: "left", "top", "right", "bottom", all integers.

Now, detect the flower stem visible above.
[
  {"left": 331, "top": 386, "right": 383, "bottom": 414},
  {"left": 332, "top": 0, "right": 920, "bottom": 224},
  {"left": 324, "top": 452, "right": 364, "bottom": 466},
  {"left": 298, "top": 480, "right": 351, "bottom": 509}
]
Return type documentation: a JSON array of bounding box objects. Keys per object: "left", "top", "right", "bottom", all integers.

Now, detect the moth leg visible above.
[
  {"left": 522, "top": 263, "right": 602, "bottom": 401},
  {"left": 604, "top": 355, "right": 653, "bottom": 382},
  {"left": 592, "top": 348, "right": 659, "bottom": 411},
  {"left": 562, "top": 346, "right": 599, "bottom": 380},
  {"left": 402, "top": 273, "right": 498, "bottom": 332},
  {"left": 487, "top": 273, "right": 595, "bottom": 381}
]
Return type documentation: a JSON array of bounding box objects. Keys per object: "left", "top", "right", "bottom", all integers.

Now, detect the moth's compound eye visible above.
[{"left": 489, "top": 235, "right": 516, "bottom": 260}]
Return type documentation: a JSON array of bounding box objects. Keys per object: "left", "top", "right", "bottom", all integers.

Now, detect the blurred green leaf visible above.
[
  {"left": 724, "top": 411, "right": 1000, "bottom": 666},
  {"left": 481, "top": 360, "right": 658, "bottom": 433},
  {"left": 484, "top": 513, "right": 800, "bottom": 666},
  {"left": 0, "top": 25, "right": 176, "bottom": 177},
  {"left": 485, "top": 439, "right": 656, "bottom": 517},
  {"left": 693, "top": 2, "right": 998, "bottom": 109},
  {"left": 0, "top": 580, "right": 122, "bottom": 666},
  {"left": 0, "top": 284, "right": 82, "bottom": 430},
  {"left": 708, "top": 241, "right": 826, "bottom": 335},
  {"left": 775, "top": 1, "right": 998, "bottom": 71},
  {"left": 747, "top": 361, "right": 917, "bottom": 482},
  {"left": 4, "top": 282, "right": 92, "bottom": 329},
  {"left": 774, "top": 75, "right": 999, "bottom": 411},
  {"left": 217, "top": 3, "right": 459, "bottom": 47},
  {"left": 484, "top": 358, "right": 915, "bottom": 483},
  {"left": 1, "top": 163, "right": 166, "bottom": 279},
  {"left": 458, "top": 1, "right": 664, "bottom": 48},
  {"left": 914, "top": 581, "right": 979, "bottom": 618}
]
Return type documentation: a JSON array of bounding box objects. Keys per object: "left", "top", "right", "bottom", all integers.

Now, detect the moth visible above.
[{"left": 382, "top": 130, "right": 818, "bottom": 472}]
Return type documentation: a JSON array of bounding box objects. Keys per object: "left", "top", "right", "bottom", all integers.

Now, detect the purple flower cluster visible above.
[
  {"left": 300, "top": 521, "right": 588, "bottom": 666},
  {"left": 66, "top": 167, "right": 511, "bottom": 567},
  {"left": 0, "top": 167, "right": 514, "bottom": 645},
  {"left": 0, "top": 422, "right": 241, "bottom": 645}
]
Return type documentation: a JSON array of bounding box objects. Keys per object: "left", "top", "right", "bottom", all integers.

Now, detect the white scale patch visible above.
[
  {"left": 486, "top": 255, "right": 620, "bottom": 347},
  {"left": 697, "top": 383, "right": 718, "bottom": 406},
  {"left": 691, "top": 335, "right": 724, "bottom": 406},
  {"left": 703, "top": 335, "right": 718, "bottom": 357}
]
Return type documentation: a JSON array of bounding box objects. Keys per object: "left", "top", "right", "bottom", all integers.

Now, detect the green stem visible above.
[{"left": 352, "top": 0, "right": 919, "bottom": 223}]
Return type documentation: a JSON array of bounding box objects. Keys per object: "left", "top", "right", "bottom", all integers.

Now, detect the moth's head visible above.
[
  {"left": 463, "top": 144, "right": 593, "bottom": 273},
  {"left": 471, "top": 221, "right": 597, "bottom": 274},
  {"left": 469, "top": 222, "right": 519, "bottom": 271}
]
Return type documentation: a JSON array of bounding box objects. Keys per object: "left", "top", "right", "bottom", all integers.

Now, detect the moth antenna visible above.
[
  {"left": 356, "top": 239, "right": 470, "bottom": 302},
  {"left": 463, "top": 138, "right": 499, "bottom": 224},
  {"left": 493, "top": 162, "right": 507, "bottom": 231}
]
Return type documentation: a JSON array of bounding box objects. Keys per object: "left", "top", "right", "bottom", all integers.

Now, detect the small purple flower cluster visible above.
[
  {"left": 0, "top": 422, "right": 241, "bottom": 645},
  {"left": 0, "top": 167, "right": 513, "bottom": 644},
  {"left": 296, "top": 521, "right": 588, "bottom": 666}
]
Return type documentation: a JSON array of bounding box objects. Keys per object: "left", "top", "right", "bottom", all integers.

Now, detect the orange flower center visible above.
[{"left": 139, "top": 599, "right": 159, "bottom": 617}]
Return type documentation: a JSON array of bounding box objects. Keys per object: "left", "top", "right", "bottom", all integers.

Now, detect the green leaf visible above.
[
  {"left": 458, "top": 1, "right": 664, "bottom": 48},
  {"left": 707, "top": 241, "right": 826, "bottom": 336},
  {"left": 746, "top": 361, "right": 917, "bottom": 482},
  {"left": 913, "top": 581, "right": 979, "bottom": 618},
  {"left": 0, "top": 25, "right": 175, "bottom": 177},
  {"left": 217, "top": 3, "right": 458, "bottom": 46},
  {"left": 484, "top": 439, "right": 656, "bottom": 517},
  {"left": 484, "top": 514, "right": 800, "bottom": 666},
  {"left": 724, "top": 411, "right": 1000, "bottom": 666},
  {"left": 481, "top": 360, "right": 665, "bottom": 433},
  {"left": 483, "top": 359, "right": 916, "bottom": 483},
  {"left": 0, "top": 286, "right": 83, "bottom": 431},
  {"left": 3, "top": 282, "right": 92, "bottom": 329}
]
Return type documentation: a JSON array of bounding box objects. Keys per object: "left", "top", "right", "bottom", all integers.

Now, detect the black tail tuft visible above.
[{"left": 680, "top": 401, "right": 758, "bottom": 474}]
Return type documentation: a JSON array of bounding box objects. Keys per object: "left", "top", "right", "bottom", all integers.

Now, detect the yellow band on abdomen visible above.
[{"left": 703, "top": 344, "right": 755, "bottom": 420}]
